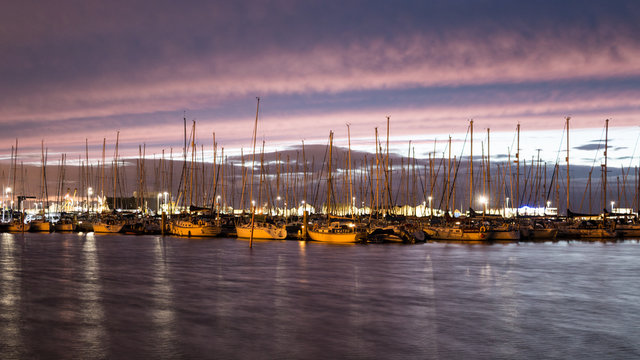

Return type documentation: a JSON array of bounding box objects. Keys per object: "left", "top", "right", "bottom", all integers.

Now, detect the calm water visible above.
[{"left": 1, "top": 233, "right": 639, "bottom": 359}]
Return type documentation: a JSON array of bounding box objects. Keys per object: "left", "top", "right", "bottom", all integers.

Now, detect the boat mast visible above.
[
  {"left": 516, "top": 124, "right": 520, "bottom": 216},
  {"left": 302, "top": 140, "right": 307, "bottom": 214},
  {"left": 487, "top": 128, "right": 491, "bottom": 212},
  {"left": 101, "top": 138, "right": 105, "bottom": 209},
  {"left": 603, "top": 119, "right": 609, "bottom": 213},
  {"left": 347, "top": 124, "right": 354, "bottom": 218},
  {"left": 447, "top": 135, "right": 451, "bottom": 214},
  {"left": 114, "top": 131, "right": 119, "bottom": 211},
  {"left": 327, "top": 131, "right": 334, "bottom": 222},
  {"left": 249, "top": 97, "right": 260, "bottom": 248},
  {"left": 566, "top": 117, "right": 570, "bottom": 213},
  {"left": 469, "top": 120, "right": 473, "bottom": 210},
  {"left": 386, "top": 116, "right": 390, "bottom": 215}
]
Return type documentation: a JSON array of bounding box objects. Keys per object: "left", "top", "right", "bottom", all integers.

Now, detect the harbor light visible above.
[{"left": 480, "top": 196, "right": 487, "bottom": 216}]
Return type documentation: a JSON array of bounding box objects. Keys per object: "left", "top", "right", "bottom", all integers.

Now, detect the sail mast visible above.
[
  {"left": 469, "top": 120, "right": 473, "bottom": 210},
  {"left": 249, "top": 97, "right": 260, "bottom": 248},
  {"left": 516, "top": 124, "right": 520, "bottom": 216},
  {"left": 566, "top": 117, "right": 570, "bottom": 213},
  {"left": 487, "top": 128, "right": 491, "bottom": 212},
  {"left": 327, "top": 131, "right": 334, "bottom": 221},
  {"left": 603, "top": 119, "right": 609, "bottom": 212}
]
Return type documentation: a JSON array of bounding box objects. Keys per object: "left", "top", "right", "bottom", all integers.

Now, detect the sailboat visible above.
[
  {"left": 31, "top": 141, "right": 52, "bottom": 232},
  {"left": 171, "top": 216, "right": 222, "bottom": 237},
  {"left": 93, "top": 215, "right": 125, "bottom": 233},
  {"left": 234, "top": 98, "right": 288, "bottom": 241},
  {"left": 307, "top": 131, "right": 365, "bottom": 243},
  {"left": 54, "top": 215, "right": 77, "bottom": 232},
  {"left": 93, "top": 132, "right": 125, "bottom": 234},
  {"left": 7, "top": 217, "right": 30, "bottom": 232},
  {"left": 236, "top": 219, "right": 287, "bottom": 240}
]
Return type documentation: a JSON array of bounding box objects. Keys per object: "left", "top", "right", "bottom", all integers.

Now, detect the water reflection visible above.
[
  {"left": 152, "top": 237, "right": 176, "bottom": 358},
  {"left": 0, "top": 233, "right": 22, "bottom": 358},
  {"left": 80, "top": 232, "right": 106, "bottom": 357},
  {"left": 3, "top": 235, "right": 640, "bottom": 359}
]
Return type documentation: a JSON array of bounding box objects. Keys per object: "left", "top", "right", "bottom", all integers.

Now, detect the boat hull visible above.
[
  {"left": 93, "top": 223, "right": 124, "bottom": 233},
  {"left": 171, "top": 221, "right": 221, "bottom": 237},
  {"left": 489, "top": 230, "right": 520, "bottom": 240},
  {"left": 7, "top": 222, "right": 31, "bottom": 232},
  {"left": 615, "top": 225, "right": 640, "bottom": 238},
  {"left": 307, "top": 229, "right": 360, "bottom": 243},
  {"left": 528, "top": 228, "right": 558, "bottom": 240},
  {"left": 55, "top": 223, "right": 77, "bottom": 232},
  {"left": 30, "top": 221, "right": 51, "bottom": 232},
  {"left": 426, "top": 226, "right": 489, "bottom": 241},
  {"left": 236, "top": 224, "right": 287, "bottom": 240}
]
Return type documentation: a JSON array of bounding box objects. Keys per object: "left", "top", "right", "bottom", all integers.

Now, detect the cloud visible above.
[{"left": 1, "top": 0, "right": 640, "bottom": 166}]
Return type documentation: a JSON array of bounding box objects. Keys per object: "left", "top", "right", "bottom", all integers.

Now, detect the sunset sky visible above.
[{"left": 1, "top": 0, "right": 639, "bottom": 167}]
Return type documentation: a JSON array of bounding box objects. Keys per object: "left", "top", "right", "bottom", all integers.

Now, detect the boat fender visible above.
[{"left": 480, "top": 226, "right": 486, "bottom": 233}]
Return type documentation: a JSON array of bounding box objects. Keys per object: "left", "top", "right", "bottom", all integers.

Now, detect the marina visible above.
[
  {"left": 1, "top": 116, "right": 639, "bottom": 244},
  {"left": 3, "top": 1, "right": 640, "bottom": 358},
  {"left": 1, "top": 232, "right": 639, "bottom": 359}
]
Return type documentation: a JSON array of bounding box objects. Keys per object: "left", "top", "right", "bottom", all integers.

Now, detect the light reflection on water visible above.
[
  {"left": 80, "top": 232, "right": 106, "bottom": 358},
  {"left": 0, "top": 234, "right": 639, "bottom": 359},
  {"left": 0, "top": 233, "right": 22, "bottom": 359}
]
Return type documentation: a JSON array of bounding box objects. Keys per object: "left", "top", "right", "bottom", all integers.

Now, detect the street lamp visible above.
[
  {"left": 3, "top": 187, "right": 11, "bottom": 221},
  {"left": 480, "top": 196, "right": 488, "bottom": 217},
  {"left": 276, "top": 196, "right": 281, "bottom": 216},
  {"left": 88, "top": 187, "right": 93, "bottom": 212}
]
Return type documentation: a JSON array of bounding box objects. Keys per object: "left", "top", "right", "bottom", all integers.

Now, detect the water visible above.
[{"left": 1, "top": 233, "right": 639, "bottom": 359}]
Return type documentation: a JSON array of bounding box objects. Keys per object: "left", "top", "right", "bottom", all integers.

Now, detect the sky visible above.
[{"left": 1, "top": 0, "right": 640, "bottom": 168}]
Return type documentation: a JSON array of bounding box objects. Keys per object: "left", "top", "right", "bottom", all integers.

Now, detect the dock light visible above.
[
  {"left": 277, "top": 196, "right": 281, "bottom": 201},
  {"left": 480, "top": 196, "right": 488, "bottom": 216},
  {"left": 5, "top": 187, "right": 11, "bottom": 194}
]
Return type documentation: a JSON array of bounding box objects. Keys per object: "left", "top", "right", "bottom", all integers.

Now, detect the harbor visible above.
[
  {"left": 2, "top": 232, "right": 640, "bottom": 359},
  {"left": 2, "top": 114, "right": 639, "bottom": 244},
  {"left": 3, "top": 1, "right": 640, "bottom": 359}
]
